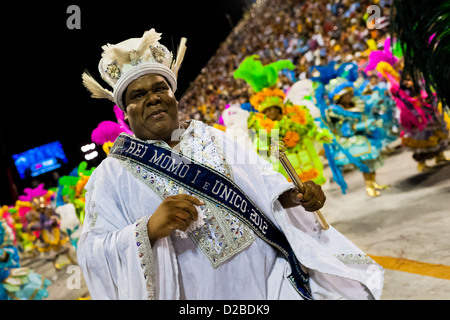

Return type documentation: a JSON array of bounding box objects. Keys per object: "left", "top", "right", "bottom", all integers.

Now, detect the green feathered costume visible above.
[{"left": 234, "top": 55, "right": 296, "bottom": 92}]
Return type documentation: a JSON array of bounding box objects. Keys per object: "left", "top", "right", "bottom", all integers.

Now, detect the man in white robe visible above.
[{"left": 78, "top": 28, "right": 384, "bottom": 300}]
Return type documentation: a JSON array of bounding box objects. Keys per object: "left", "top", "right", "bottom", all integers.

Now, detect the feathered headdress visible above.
[
  {"left": 249, "top": 88, "right": 286, "bottom": 113},
  {"left": 18, "top": 183, "right": 49, "bottom": 202},
  {"left": 365, "top": 37, "right": 400, "bottom": 74},
  {"left": 234, "top": 55, "right": 294, "bottom": 113},
  {"left": 309, "top": 61, "right": 338, "bottom": 85},
  {"left": 309, "top": 61, "right": 359, "bottom": 85},
  {"left": 326, "top": 78, "right": 354, "bottom": 102},
  {"left": 82, "top": 28, "right": 187, "bottom": 111},
  {"left": 234, "top": 55, "right": 295, "bottom": 92}
]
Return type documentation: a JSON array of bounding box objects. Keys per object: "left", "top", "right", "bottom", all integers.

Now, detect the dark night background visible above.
[{"left": 0, "top": 1, "right": 250, "bottom": 204}]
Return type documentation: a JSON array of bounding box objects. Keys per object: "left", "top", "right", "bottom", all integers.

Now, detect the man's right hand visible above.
[{"left": 147, "top": 194, "right": 204, "bottom": 246}]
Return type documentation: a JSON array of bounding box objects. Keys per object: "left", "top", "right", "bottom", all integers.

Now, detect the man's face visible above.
[
  {"left": 264, "top": 106, "right": 282, "bottom": 121},
  {"left": 124, "top": 74, "right": 179, "bottom": 142},
  {"left": 339, "top": 90, "right": 354, "bottom": 106},
  {"left": 370, "top": 76, "right": 378, "bottom": 86}
]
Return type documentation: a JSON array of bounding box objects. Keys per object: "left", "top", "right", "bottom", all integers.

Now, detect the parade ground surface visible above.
[{"left": 21, "top": 144, "right": 450, "bottom": 300}]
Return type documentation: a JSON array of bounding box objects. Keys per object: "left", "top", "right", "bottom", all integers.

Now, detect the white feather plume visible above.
[
  {"left": 82, "top": 72, "right": 114, "bottom": 101},
  {"left": 101, "top": 29, "right": 162, "bottom": 66},
  {"left": 136, "top": 29, "right": 162, "bottom": 57},
  {"left": 171, "top": 37, "right": 187, "bottom": 77},
  {"left": 101, "top": 44, "right": 131, "bottom": 67}
]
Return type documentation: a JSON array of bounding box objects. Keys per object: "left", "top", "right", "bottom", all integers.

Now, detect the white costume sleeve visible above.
[{"left": 77, "top": 162, "right": 156, "bottom": 299}]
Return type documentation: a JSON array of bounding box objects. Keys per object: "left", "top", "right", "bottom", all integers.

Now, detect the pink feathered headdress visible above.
[
  {"left": 91, "top": 121, "right": 128, "bottom": 145},
  {"left": 18, "top": 183, "right": 48, "bottom": 202},
  {"left": 365, "top": 38, "right": 399, "bottom": 74},
  {"left": 91, "top": 105, "right": 133, "bottom": 145}
]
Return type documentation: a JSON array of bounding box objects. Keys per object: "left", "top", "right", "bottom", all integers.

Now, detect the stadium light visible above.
[
  {"left": 81, "top": 142, "right": 98, "bottom": 161},
  {"left": 81, "top": 143, "right": 96, "bottom": 153},
  {"left": 84, "top": 151, "right": 98, "bottom": 161}
]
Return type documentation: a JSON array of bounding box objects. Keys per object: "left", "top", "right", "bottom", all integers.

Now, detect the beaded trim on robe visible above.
[
  {"left": 335, "top": 253, "right": 378, "bottom": 265},
  {"left": 135, "top": 215, "right": 156, "bottom": 300},
  {"left": 118, "top": 120, "right": 255, "bottom": 269},
  {"left": 335, "top": 253, "right": 379, "bottom": 300}
]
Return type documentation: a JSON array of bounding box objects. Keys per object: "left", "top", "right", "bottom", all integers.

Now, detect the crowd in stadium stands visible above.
[{"left": 178, "top": 0, "right": 392, "bottom": 125}]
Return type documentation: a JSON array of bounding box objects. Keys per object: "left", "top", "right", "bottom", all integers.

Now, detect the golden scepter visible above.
[{"left": 271, "top": 142, "right": 329, "bottom": 230}]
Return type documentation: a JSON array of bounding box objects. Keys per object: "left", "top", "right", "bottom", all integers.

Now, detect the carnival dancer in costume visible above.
[
  {"left": 324, "top": 79, "right": 389, "bottom": 197},
  {"left": 19, "top": 184, "right": 72, "bottom": 269},
  {"left": 16, "top": 188, "right": 45, "bottom": 256},
  {"left": 9, "top": 202, "right": 38, "bottom": 257},
  {"left": 376, "top": 62, "right": 449, "bottom": 171},
  {"left": 249, "top": 91, "right": 334, "bottom": 185},
  {"left": 234, "top": 55, "right": 334, "bottom": 185},
  {"left": 0, "top": 219, "right": 51, "bottom": 300},
  {"left": 78, "top": 28, "right": 383, "bottom": 300},
  {"left": 309, "top": 60, "right": 390, "bottom": 197},
  {"left": 366, "top": 35, "right": 449, "bottom": 169}
]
